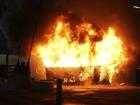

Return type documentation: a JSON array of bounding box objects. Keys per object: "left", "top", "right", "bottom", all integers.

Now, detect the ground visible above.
[{"left": 0, "top": 85, "right": 140, "bottom": 105}]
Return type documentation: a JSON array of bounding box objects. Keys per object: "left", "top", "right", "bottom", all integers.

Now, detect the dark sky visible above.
[{"left": 0, "top": 0, "right": 140, "bottom": 61}]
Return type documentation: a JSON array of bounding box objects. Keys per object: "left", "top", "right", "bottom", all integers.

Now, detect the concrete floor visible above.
[
  {"left": 62, "top": 85, "right": 140, "bottom": 105},
  {"left": 0, "top": 85, "right": 140, "bottom": 105}
]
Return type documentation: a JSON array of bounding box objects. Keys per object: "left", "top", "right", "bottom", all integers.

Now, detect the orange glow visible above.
[{"left": 32, "top": 15, "right": 128, "bottom": 84}]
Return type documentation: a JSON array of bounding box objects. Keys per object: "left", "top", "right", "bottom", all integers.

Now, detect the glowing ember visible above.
[{"left": 32, "top": 15, "right": 128, "bottom": 84}]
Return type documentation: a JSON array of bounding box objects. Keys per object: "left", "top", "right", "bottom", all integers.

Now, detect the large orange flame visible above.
[{"left": 32, "top": 15, "right": 128, "bottom": 83}]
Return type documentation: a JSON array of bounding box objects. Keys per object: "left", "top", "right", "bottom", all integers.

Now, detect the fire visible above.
[
  {"left": 32, "top": 15, "right": 128, "bottom": 84},
  {"left": 93, "top": 28, "right": 127, "bottom": 83}
]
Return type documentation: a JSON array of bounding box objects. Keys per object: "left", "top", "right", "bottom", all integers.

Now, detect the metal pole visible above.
[
  {"left": 6, "top": 53, "right": 9, "bottom": 76},
  {"left": 26, "top": 0, "right": 43, "bottom": 87},
  {"left": 27, "top": 0, "right": 42, "bottom": 67},
  {"left": 56, "top": 79, "right": 62, "bottom": 105}
]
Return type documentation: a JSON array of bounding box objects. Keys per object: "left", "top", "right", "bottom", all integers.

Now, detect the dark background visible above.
[{"left": 0, "top": 0, "right": 140, "bottom": 71}]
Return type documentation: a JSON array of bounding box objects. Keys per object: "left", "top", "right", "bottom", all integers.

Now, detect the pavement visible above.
[{"left": 0, "top": 85, "right": 140, "bottom": 105}]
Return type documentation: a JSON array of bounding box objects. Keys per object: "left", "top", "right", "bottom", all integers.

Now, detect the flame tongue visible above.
[{"left": 33, "top": 15, "right": 127, "bottom": 83}]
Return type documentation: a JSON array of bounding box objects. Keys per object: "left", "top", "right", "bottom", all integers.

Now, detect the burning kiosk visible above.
[{"left": 31, "top": 15, "right": 128, "bottom": 85}]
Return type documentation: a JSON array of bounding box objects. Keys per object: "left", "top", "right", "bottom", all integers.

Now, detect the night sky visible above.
[{"left": 0, "top": 0, "right": 140, "bottom": 64}]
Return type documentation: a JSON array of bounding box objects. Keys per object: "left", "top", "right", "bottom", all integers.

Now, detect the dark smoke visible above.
[
  {"left": 0, "top": 0, "right": 139, "bottom": 52},
  {"left": 0, "top": 0, "right": 56, "bottom": 55}
]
